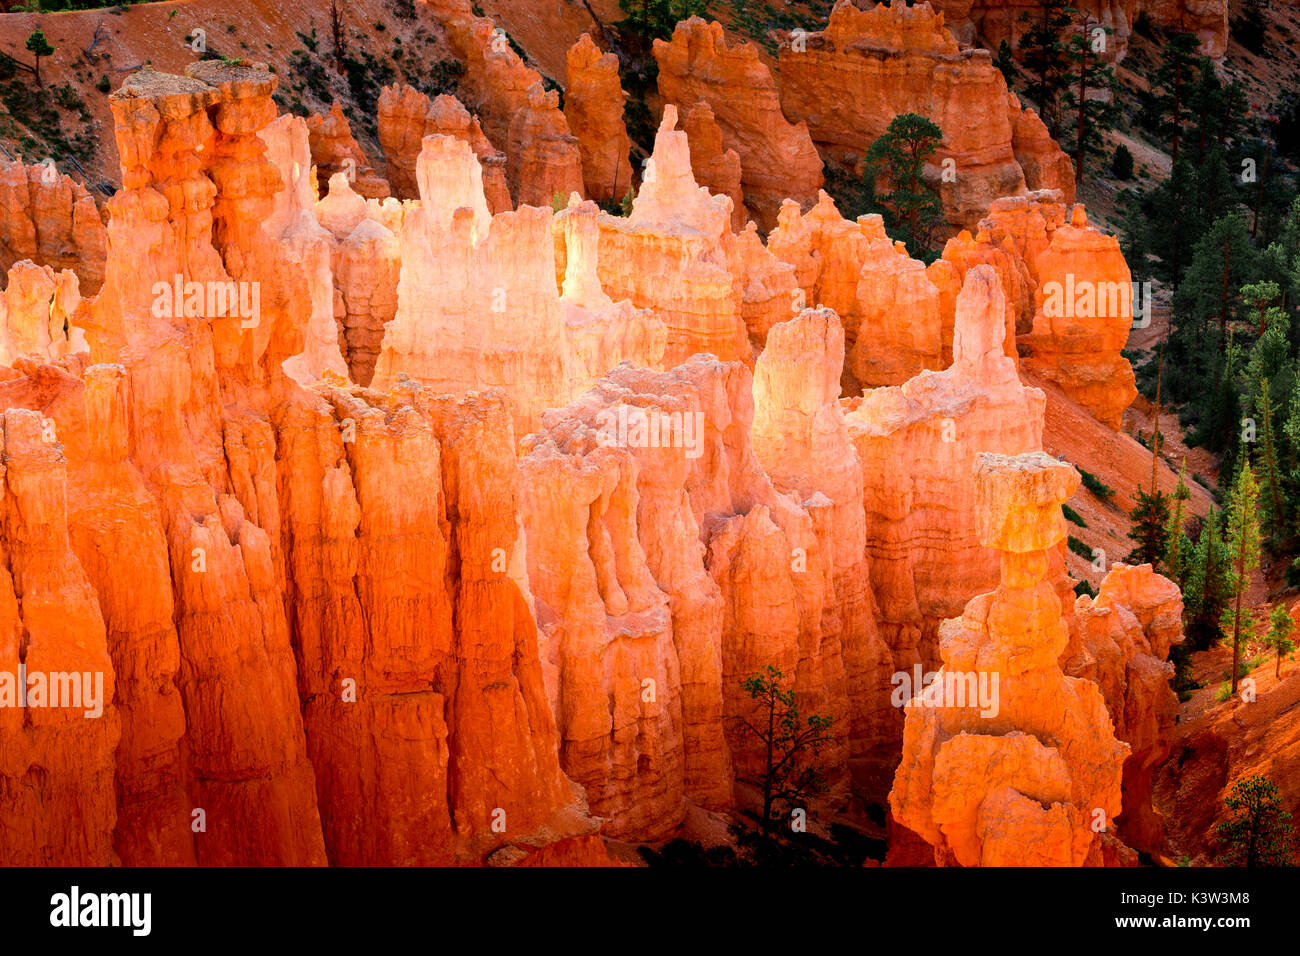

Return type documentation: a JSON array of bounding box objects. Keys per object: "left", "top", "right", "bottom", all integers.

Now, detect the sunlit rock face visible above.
[
  {"left": 0, "top": 260, "right": 83, "bottom": 366},
  {"left": 767, "top": 192, "right": 945, "bottom": 392},
  {"left": 752, "top": 307, "right": 894, "bottom": 789},
  {"left": 654, "top": 17, "right": 824, "bottom": 231},
  {"left": 774, "top": 1, "right": 1075, "bottom": 232},
  {"left": 0, "top": 60, "right": 610, "bottom": 867},
  {"left": 0, "top": 158, "right": 107, "bottom": 296},
  {"left": 1018, "top": 205, "right": 1138, "bottom": 429},
  {"left": 594, "top": 107, "right": 750, "bottom": 370},
  {"left": 889, "top": 451, "right": 1131, "bottom": 866},
  {"left": 681, "top": 101, "right": 747, "bottom": 233},
  {"left": 0, "top": 2, "right": 1173, "bottom": 864},
  {"left": 520, "top": 347, "right": 863, "bottom": 837},
  {"left": 845, "top": 266, "right": 1045, "bottom": 769},
  {"left": 369, "top": 133, "right": 663, "bottom": 438},
  {"left": 941, "top": 194, "right": 1137, "bottom": 429},
  {"left": 565, "top": 34, "right": 633, "bottom": 204},
  {"left": 378, "top": 85, "right": 512, "bottom": 212},
  {"left": 928, "top": 0, "right": 1227, "bottom": 63}
]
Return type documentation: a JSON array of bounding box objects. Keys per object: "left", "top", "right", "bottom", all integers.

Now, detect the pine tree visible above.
[
  {"left": 1223, "top": 460, "right": 1262, "bottom": 694},
  {"left": 1152, "top": 33, "right": 1204, "bottom": 164},
  {"left": 737, "top": 665, "right": 835, "bottom": 839},
  {"left": 994, "top": 39, "right": 1019, "bottom": 86},
  {"left": 25, "top": 28, "right": 53, "bottom": 87},
  {"left": 1016, "top": 0, "right": 1076, "bottom": 138},
  {"left": 1184, "top": 507, "right": 1234, "bottom": 650},
  {"left": 1061, "top": 22, "right": 1120, "bottom": 184},
  {"left": 1264, "top": 605, "right": 1296, "bottom": 679},
  {"left": 1164, "top": 460, "right": 1194, "bottom": 586},
  {"left": 1214, "top": 775, "right": 1297, "bottom": 867},
  {"left": 863, "top": 113, "right": 945, "bottom": 258},
  {"left": 1127, "top": 489, "right": 1171, "bottom": 565}
]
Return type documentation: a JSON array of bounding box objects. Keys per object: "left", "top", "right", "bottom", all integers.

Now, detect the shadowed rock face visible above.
[
  {"left": 0, "top": 28, "right": 1176, "bottom": 865},
  {"left": 774, "top": 2, "right": 1075, "bottom": 233},
  {"left": 0, "top": 159, "right": 107, "bottom": 296},
  {"left": 928, "top": 0, "right": 1228, "bottom": 63}
]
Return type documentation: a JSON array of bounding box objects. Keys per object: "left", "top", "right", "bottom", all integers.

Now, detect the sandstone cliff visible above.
[
  {"left": 890, "top": 451, "right": 1131, "bottom": 865},
  {"left": 655, "top": 17, "right": 824, "bottom": 231},
  {"left": 775, "top": 2, "right": 1075, "bottom": 232},
  {"left": 0, "top": 158, "right": 107, "bottom": 296}
]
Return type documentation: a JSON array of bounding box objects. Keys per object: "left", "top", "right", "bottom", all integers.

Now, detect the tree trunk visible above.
[
  {"left": 1253, "top": 136, "right": 1270, "bottom": 238},
  {"left": 1075, "top": 54, "right": 1086, "bottom": 184},
  {"left": 761, "top": 691, "right": 775, "bottom": 838},
  {"left": 1151, "top": 344, "right": 1163, "bottom": 494},
  {"left": 1231, "top": 533, "right": 1245, "bottom": 695},
  {"left": 1219, "top": 238, "right": 1231, "bottom": 354}
]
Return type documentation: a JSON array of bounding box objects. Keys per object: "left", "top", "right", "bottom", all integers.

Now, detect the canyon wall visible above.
[
  {"left": 0, "top": 158, "right": 107, "bottom": 296},
  {"left": 0, "top": 35, "right": 1172, "bottom": 863},
  {"left": 775, "top": 2, "right": 1075, "bottom": 232},
  {"left": 655, "top": 17, "right": 824, "bottom": 231}
]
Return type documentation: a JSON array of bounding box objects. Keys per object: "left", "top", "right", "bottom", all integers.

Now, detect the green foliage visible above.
[
  {"left": 1127, "top": 488, "right": 1170, "bottom": 565},
  {"left": 1111, "top": 143, "right": 1134, "bottom": 180},
  {"left": 1223, "top": 460, "right": 1263, "bottom": 692},
  {"left": 1060, "top": 24, "right": 1120, "bottom": 183},
  {"left": 1067, "top": 535, "right": 1094, "bottom": 560},
  {"left": 1151, "top": 33, "right": 1203, "bottom": 163},
  {"left": 993, "top": 40, "right": 1018, "bottom": 85},
  {"left": 1264, "top": 605, "right": 1296, "bottom": 678},
  {"left": 1169, "top": 642, "right": 1200, "bottom": 701},
  {"left": 617, "top": 0, "right": 708, "bottom": 43},
  {"left": 1062, "top": 503, "right": 1087, "bottom": 527},
  {"left": 1079, "top": 468, "right": 1115, "bottom": 500},
  {"left": 1164, "top": 462, "right": 1194, "bottom": 587},
  {"left": 862, "top": 113, "right": 945, "bottom": 259},
  {"left": 737, "top": 665, "right": 835, "bottom": 838},
  {"left": 25, "top": 28, "right": 54, "bottom": 86},
  {"left": 1183, "top": 507, "right": 1235, "bottom": 650},
  {"left": 1214, "top": 775, "right": 1297, "bottom": 867},
  {"left": 1016, "top": 0, "right": 1076, "bottom": 138},
  {"left": 1073, "top": 578, "right": 1097, "bottom": 598}
]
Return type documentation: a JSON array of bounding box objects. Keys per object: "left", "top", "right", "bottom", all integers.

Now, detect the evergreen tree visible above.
[
  {"left": 617, "top": 0, "right": 707, "bottom": 42},
  {"left": 863, "top": 113, "right": 945, "bottom": 258},
  {"left": 1152, "top": 33, "right": 1204, "bottom": 164},
  {"left": 994, "top": 39, "right": 1019, "bottom": 86},
  {"left": 737, "top": 665, "right": 835, "bottom": 839},
  {"left": 1061, "top": 22, "right": 1119, "bottom": 184},
  {"left": 1184, "top": 507, "right": 1234, "bottom": 650},
  {"left": 1214, "top": 775, "right": 1297, "bottom": 867},
  {"left": 1016, "top": 0, "right": 1076, "bottom": 138},
  {"left": 1164, "top": 460, "right": 1194, "bottom": 586},
  {"left": 1223, "top": 460, "right": 1263, "bottom": 694},
  {"left": 1111, "top": 143, "right": 1134, "bottom": 179},
  {"left": 1127, "top": 489, "right": 1171, "bottom": 566},
  {"left": 25, "top": 28, "right": 53, "bottom": 87},
  {"left": 1264, "top": 605, "right": 1296, "bottom": 679}
]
